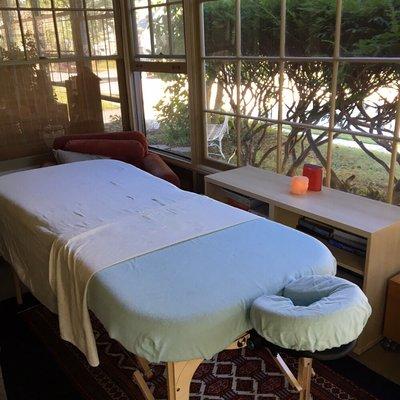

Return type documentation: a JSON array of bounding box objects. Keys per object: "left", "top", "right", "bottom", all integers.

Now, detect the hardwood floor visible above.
[{"left": 353, "top": 343, "right": 400, "bottom": 386}]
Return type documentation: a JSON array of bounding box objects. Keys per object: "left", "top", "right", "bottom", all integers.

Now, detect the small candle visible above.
[{"left": 290, "top": 176, "right": 309, "bottom": 195}]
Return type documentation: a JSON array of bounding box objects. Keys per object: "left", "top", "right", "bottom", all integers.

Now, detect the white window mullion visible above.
[
  {"left": 148, "top": 0, "right": 155, "bottom": 55},
  {"left": 235, "top": 0, "right": 241, "bottom": 166},
  {"left": 166, "top": 3, "right": 173, "bottom": 55},
  {"left": 276, "top": 0, "right": 286, "bottom": 173},
  {"left": 183, "top": 0, "right": 203, "bottom": 168},
  {"left": 50, "top": 0, "right": 61, "bottom": 58},
  {"left": 325, "top": 0, "right": 343, "bottom": 188},
  {"left": 15, "top": 0, "right": 29, "bottom": 60},
  {"left": 387, "top": 99, "right": 400, "bottom": 203}
]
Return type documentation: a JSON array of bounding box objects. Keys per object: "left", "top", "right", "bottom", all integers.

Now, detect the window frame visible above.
[
  {"left": 120, "top": 0, "right": 400, "bottom": 202},
  {"left": 0, "top": 0, "right": 129, "bottom": 131},
  {"left": 128, "top": 0, "right": 192, "bottom": 159},
  {"left": 197, "top": 0, "right": 400, "bottom": 203}
]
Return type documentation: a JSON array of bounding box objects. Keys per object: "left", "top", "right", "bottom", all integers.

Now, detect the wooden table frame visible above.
[
  {"left": 14, "top": 273, "right": 313, "bottom": 400},
  {"left": 135, "top": 333, "right": 314, "bottom": 400}
]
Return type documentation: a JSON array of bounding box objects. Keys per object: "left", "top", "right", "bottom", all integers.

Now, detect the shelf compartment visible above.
[{"left": 324, "top": 240, "right": 365, "bottom": 276}]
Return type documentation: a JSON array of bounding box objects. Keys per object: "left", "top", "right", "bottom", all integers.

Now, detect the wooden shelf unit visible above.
[{"left": 205, "top": 166, "right": 400, "bottom": 354}]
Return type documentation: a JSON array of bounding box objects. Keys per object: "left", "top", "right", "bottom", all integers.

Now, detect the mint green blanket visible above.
[{"left": 87, "top": 219, "right": 336, "bottom": 363}]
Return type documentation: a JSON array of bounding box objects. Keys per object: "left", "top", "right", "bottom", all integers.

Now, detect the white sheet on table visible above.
[
  {"left": 0, "top": 160, "right": 258, "bottom": 366},
  {"left": 0, "top": 159, "right": 197, "bottom": 310}
]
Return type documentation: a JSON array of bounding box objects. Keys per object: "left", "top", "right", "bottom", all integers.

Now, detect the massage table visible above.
[{"left": 0, "top": 160, "right": 370, "bottom": 400}]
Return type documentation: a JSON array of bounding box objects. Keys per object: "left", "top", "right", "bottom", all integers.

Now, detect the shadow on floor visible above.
[{"left": 0, "top": 296, "right": 82, "bottom": 400}]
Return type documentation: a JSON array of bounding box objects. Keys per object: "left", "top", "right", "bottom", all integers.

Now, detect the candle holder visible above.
[{"left": 290, "top": 176, "right": 309, "bottom": 195}]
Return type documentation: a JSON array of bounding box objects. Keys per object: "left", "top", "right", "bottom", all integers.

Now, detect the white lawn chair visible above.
[{"left": 207, "top": 115, "right": 229, "bottom": 159}]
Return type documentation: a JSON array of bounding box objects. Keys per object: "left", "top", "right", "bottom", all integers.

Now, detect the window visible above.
[
  {"left": 199, "top": 0, "right": 400, "bottom": 204},
  {"left": 0, "top": 0, "right": 125, "bottom": 160},
  {"left": 2, "top": 0, "right": 400, "bottom": 206},
  {"left": 131, "top": 0, "right": 190, "bottom": 158}
]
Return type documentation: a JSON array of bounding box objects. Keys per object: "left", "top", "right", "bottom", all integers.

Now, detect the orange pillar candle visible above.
[{"left": 290, "top": 176, "right": 309, "bottom": 195}]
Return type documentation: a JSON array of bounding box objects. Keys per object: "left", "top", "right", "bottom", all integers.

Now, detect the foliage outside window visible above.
[
  {"left": 131, "top": 0, "right": 190, "bottom": 158},
  {"left": 195, "top": 0, "right": 400, "bottom": 203},
  {"left": 0, "top": 0, "right": 123, "bottom": 160}
]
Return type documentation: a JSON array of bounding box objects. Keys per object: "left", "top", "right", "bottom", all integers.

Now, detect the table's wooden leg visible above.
[
  {"left": 167, "top": 359, "right": 203, "bottom": 400},
  {"left": 272, "top": 353, "right": 302, "bottom": 392},
  {"left": 136, "top": 355, "right": 153, "bottom": 379},
  {"left": 298, "top": 357, "right": 313, "bottom": 400},
  {"left": 13, "top": 270, "right": 23, "bottom": 305},
  {"left": 132, "top": 370, "right": 155, "bottom": 400}
]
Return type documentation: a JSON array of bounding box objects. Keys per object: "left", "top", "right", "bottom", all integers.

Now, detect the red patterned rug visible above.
[{"left": 21, "top": 305, "right": 379, "bottom": 400}]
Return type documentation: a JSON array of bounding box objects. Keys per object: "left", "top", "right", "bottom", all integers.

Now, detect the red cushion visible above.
[
  {"left": 143, "top": 153, "right": 181, "bottom": 187},
  {"left": 65, "top": 139, "right": 146, "bottom": 166},
  {"left": 54, "top": 131, "right": 148, "bottom": 154}
]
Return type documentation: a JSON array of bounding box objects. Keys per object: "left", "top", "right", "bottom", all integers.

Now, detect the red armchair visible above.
[{"left": 53, "top": 131, "right": 180, "bottom": 187}]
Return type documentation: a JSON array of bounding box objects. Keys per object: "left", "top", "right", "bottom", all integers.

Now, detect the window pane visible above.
[
  {"left": 336, "top": 63, "right": 399, "bottom": 137},
  {"left": 141, "top": 72, "right": 190, "bottom": 158},
  {"left": 133, "top": 7, "right": 151, "bottom": 54},
  {"left": 86, "top": 0, "right": 113, "bottom": 9},
  {"left": 18, "top": 0, "right": 52, "bottom": 8},
  {"left": 286, "top": 0, "right": 335, "bottom": 57},
  {"left": 240, "top": 61, "right": 280, "bottom": 119},
  {"left": 331, "top": 134, "right": 392, "bottom": 201},
  {"left": 152, "top": 5, "right": 169, "bottom": 55},
  {"left": 283, "top": 62, "right": 332, "bottom": 126},
  {"left": 51, "top": 61, "right": 122, "bottom": 133},
  {"left": 341, "top": 0, "right": 400, "bottom": 57},
  {"left": 132, "top": 1, "right": 185, "bottom": 59},
  {"left": 0, "top": 60, "right": 123, "bottom": 160},
  {"left": 56, "top": 10, "right": 89, "bottom": 57},
  {"left": 204, "top": 60, "right": 237, "bottom": 114},
  {"left": 53, "top": 0, "right": 84, "bottom": 8},
  {"left": 241, "top": 0, "right": 280, "bottom": 56},
  {"left": 206, "top": 112, "right": 235, "bottom": 164},
  {"left": 203, "top": 0, "right": 236, "bottom": 56},
  {"left": 91, "top": 58, "right": 119, "bottom": 98},
  {"left": 240, "top": 119, "right": 277, "bottom": 171},
  {"left": 87, "top": 11, "right": 117, "bottom": 56},
  {"left": 170, "top": 4, "right": 184, "bottom": 55},
  {"left": 56, "top": 61, "right": 122, "bottom": 132},
  {"left": 0, "top": 10, "right": 24, "bottom": 61},
  {"left": 0, "top": 1, "right": 16, "bottom": 7},
  {"left": 281, "top": 124, "right": 328, "bottom": 176},
  {"left": 0, "top": 62, "right": 68, "bottom": 159},
  {"left": 107, "top": 59, "right": 119, "bottom": 98},
  {"left": 101, "top": 99, "right": 122, "bottom": 132},
  {"left": 21, "top": 10, "right": 58, "bottom": 59},
  {"left": 132, "top": 0, "right": 148, "bottom": 7}
]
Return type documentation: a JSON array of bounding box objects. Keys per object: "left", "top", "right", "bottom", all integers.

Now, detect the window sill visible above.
[{"left": 149, "top": 147, "right": 224, "bottom": 175}]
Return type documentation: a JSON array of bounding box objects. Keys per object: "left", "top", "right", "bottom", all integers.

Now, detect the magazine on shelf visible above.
[
  {"left": 332, "top": 229, "right": 367, "bottom": 250},
  {"left": 297, "top": 217, "right": 366, "bottom": 257},
  {"left": 223, "top": 188, "right": 264, "bottom": 211},
  {"left": 328, "top": 238, "right": 366, "bottom": 257},
  {"left": 297, "top": 217, "right": 333, "bottom": 239}
]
